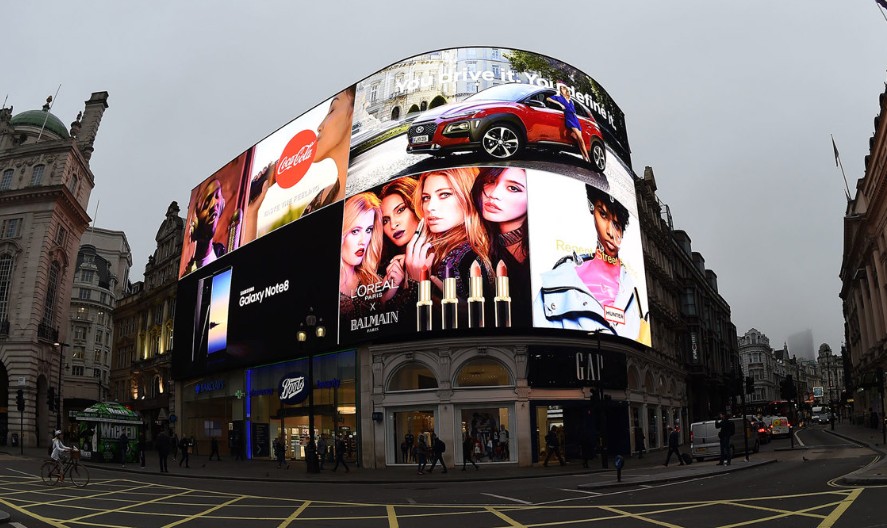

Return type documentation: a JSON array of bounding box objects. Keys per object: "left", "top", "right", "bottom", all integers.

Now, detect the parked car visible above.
[
  {"left": 745, "top": 415, "right": 771, "bottom": 444},
  {"left": 690, "top": 417, "right": 759, "bottom": 462},
  {"left": 763, "top": 416, "right": 792, "bottom": 438},
  {"left": 405, "top": 83, "right": 607, "bottom": 171}
]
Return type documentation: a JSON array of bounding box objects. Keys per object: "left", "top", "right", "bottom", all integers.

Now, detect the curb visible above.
[{"left": 577, "top": 459, "right": 778, "bottom": 490}]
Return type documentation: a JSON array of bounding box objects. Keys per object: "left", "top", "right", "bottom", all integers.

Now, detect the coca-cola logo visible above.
[
  {"left": 276, "top": 130, "right": 317, "bottom": 189},
  {"left": 278, "top": 372, "right": 310, "bottom": 404}
]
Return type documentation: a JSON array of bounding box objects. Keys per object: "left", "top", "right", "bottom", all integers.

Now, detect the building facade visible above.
[
  {"left": 840, "top": 82, "right": 887, "bottom": 425},
  {"left": 0, "top": 92, "right": 107, "bottom": 447},
  {"left": 110, "top": 202, "right": 183, "bottom": 444},
  {"left": 62, "top": 228, "right": 131, "bottom": 429}
]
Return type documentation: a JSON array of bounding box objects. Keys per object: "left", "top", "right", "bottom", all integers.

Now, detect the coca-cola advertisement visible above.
[{"left": 240, "top": 87, "right": 356, "bottom": 246}]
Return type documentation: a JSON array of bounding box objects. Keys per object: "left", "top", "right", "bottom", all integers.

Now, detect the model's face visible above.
[
  {"left": 381, "top": 194, "right": 418, "bottom": 247},
  {"left": 421, "top": 174, "right": 465, "bottom": 233},
  {"left": 482, "top": 168, "right": 527, "bottom": 224},
  {"left": 315, "top": 91, "right": 354, "bottom": 161},
  {"left": 560, "top": 85, "right": 569, "bottom": 98},
  {"left": 341, "top": 209, "right": 375, "bottom": 267},
  {"left": 592, "top": 199, "right": 623, "bottom": 258},
  {"left": 196, "top": 181, "right": 223, "bottom": 237}
]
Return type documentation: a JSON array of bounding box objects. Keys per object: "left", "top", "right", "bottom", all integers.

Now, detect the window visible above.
[
  {"left": 72, "top": 347, "right": 84, "bottom": 359},
  {"left": 41, "top": 261, "right": 61, "bottom": 327},
  {"left": 79, "top": 288, "right": 91, "bottom": 300},
  {"left": 72, "top": 366, "right": 84, "bottom": 376},
  {"left": 387, "top": 362, "right": 437, "bottom": 391},
  {"left": 80, "top": 269, "right": 94, "bottom": 283},
  {"left": 1, "top": 218, "right": 22, "bottom": 238},
  {"left": 99, "top": 292, "right": 108, "bottom": 304},
  {"left": 74, "top": 326, "right": 86, "bottom": 340},
  {"left": 369, "top": 83, "right": 379, "bottom": 102},
  {"left": 455, "top": 358, "right": 512, "bottom": 387},
  {"left": 68, "top": 173, "right": 79, "bottom": 195},
  {"left": 96, "top": 329, "right": 103, "bottom": 343},
  {"left": 93, "top": 368, "right": 101, "bottom": 378},
  {"left": 0, "top": 169, "right": 12, "bottom": 190},
  {"left": 30, "top": 165, "right": 45, "bottom": 186},
  {"left": 55, "top": 225, "right": 68, "bottom": 246},
  {"left": 0, "top": 254, "right": 12, "bottom": 321}
]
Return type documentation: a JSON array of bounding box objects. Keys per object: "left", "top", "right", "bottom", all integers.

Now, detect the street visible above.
[{"left": 1, "top": 426, "right": 884, "bottom": 527}]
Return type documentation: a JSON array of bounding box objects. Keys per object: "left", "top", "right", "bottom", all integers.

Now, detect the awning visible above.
[{"left": 75, "top": 402, "right": 142, "bottom": 424}]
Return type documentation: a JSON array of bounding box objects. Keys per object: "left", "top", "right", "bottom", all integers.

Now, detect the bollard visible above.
[{"left": 614, "top": 455, "right": 624, "bottom": 482}]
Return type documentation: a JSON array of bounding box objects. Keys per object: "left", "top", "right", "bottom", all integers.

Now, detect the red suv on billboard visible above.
[{"left": 406, "top": 83, "right": 607, "bottom": 171}]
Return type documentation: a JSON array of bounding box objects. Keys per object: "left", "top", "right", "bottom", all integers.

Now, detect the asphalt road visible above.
[{"left": 1, "top": 427, "right": 884, "bottom": 527}]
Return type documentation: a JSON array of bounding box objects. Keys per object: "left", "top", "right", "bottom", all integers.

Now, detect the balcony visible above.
[
  {"left": 37, "top": 322, "right": 59, "bottom": 342},
  {"left": 0, "top": 319, "right": 9, "bottom": 338}
]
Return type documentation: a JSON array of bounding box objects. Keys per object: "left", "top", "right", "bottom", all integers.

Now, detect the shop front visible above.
[
  {"left": 245, "top": 349, "right": 357, "bottom": 463},
  {"left": 180, "top": 371, "right": 244, "bottom": 457}
]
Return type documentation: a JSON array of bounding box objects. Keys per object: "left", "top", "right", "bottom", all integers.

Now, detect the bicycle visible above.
[{"left": 41, "top": 448, "right": 90, "bottom": 487}]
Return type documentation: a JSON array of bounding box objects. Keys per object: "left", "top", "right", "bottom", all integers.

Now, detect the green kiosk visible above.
[{"left": 74, "top": 402, "right": 141, "bottom": 463}]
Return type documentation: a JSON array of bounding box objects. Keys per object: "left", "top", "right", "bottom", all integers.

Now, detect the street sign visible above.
[{"left": 813, "top": 386, "right": 824, "bottom": 398}]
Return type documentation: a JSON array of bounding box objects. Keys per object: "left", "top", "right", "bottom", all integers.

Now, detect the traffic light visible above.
[
  {"left": 15, "top": 389, "right": 24, "bottom": 412},
  {"left": 745, "top": 376, "right": 754, "bottom": 395},
  {"left": 47, "top": 387, "right": 55, "bottom": 411}
]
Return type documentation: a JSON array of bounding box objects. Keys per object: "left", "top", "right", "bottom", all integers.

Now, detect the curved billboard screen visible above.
[{"left": 174, "top": 47, "right": 648, "bottom": 378}]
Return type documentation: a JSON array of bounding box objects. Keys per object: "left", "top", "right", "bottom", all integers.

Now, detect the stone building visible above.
[
  {"left": 110, "top": 202, "right": 183, "bottom": 443},
  {"left": 840, "top": 82, "right": 887, "bottom": 424},
  {"left": 0, "top": 92, "right": 108, "bottom": 447},
  {"left": 62, "top": 228, "right": 131, "bottom": 429},
  {"left": 738, "top": 328, "right": 779, "bottom": 406}
]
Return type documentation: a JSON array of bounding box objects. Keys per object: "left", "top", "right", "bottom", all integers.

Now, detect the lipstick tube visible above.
[
  {"left": 416, "top": 265, "right": 433, "bottom": 332},
  {"left": 467, "top": 260, "right": 485, "bottom": 329},
  {"left": 494, "top": 260, "right": 511, "bottom": 328},
  {"left": 441, "top": 262, "right": 459, "bottom": 330}
]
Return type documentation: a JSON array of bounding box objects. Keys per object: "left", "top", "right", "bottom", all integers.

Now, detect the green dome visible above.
[{"left": 10, "top": 109, "right": 69, "bottom": 138}]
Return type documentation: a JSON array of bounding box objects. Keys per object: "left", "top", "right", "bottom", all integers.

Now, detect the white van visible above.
[
  {"left": 764, "top": 416, "right": 791, "bottom": 438},
  {"left": 690, "top": 417, "right": 759, "bottom": 462}
]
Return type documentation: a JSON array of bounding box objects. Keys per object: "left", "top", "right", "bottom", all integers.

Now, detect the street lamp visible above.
[
  {"left": 474, "top": 79, "right": 480, "bottom": 93},
  {"left": 53, "top": 342, "right": 70, "bottom": 431},
  {"left": 298, "top": 307, "right": 326, "bottom": 474}
]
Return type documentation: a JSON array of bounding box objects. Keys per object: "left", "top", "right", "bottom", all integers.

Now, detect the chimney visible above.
[{"left": 77, "top": 91, "right": 109, "bottom": 162}]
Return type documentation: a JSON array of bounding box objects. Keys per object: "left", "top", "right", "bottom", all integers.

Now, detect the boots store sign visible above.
[{"left": 278, "top": 372, "right": 309, "bottom": 404}]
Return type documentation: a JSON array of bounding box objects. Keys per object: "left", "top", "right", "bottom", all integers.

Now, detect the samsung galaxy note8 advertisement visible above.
[{"left": 173, "top": 47, "right": 650, "bottom": 379}]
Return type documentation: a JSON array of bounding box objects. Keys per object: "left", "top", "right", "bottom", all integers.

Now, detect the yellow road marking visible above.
[
  {"left": 65, "top": 487, "right": 194, "bottom": 524},
  {"left": 387, "top": 504, "right": 399, "bottom": 528},
  {"left": 277, "top": 499, "right": 311, "bottom": 528},
  {"left": 599, "top": 505, "right": 683, "bottom": 528},
  {"left": 0, "top": 496, "right": 67, "bottom": 528},
  {"left": 817, "top": 487, "right": 863, "bottom": 528},
  {"left": 718, "top": 500, "right": 847, "bottom": 528},
  {"left": 162, "top": 495, "right": 245, "bottom": 528},
  {"left": 485, "top": 506, "right": 527, "bottom": 527}
]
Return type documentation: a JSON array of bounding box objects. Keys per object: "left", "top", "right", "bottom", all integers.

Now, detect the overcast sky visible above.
[{"left": 5, "top": 1, "right": 885, "bottom": 355}]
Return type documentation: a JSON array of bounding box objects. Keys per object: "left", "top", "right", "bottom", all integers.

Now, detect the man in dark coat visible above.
[
  {"left": 332, "top": 434, "right": 350, "bottom": 473},
  {"left": 664, "top": 426, "right": 685, "bottom": 466},
  {"left": 428, "top": 433, "right": 448, "bottom": 473},
  {"left": 178, "top": 436, "right": 190, "bottom": 468},
  {"left": 156, "top": 429, "right": 171, "bottom": 473},
  {"left": 543, "top": 426, "right": 565, "bottom": 467},
  {"left": 209, "top": 436, "right": 221, "bottom": 461},
  {"left": 715, "top": 412, "right": 735, "bottom": 466},
  {"left": 118, "top": 431, "right": 129, "bottom": 468}
]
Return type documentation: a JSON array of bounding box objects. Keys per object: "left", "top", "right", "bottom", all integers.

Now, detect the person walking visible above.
[
  {"left": 156, "top": 429, "right": 171, "bottom": 473},
  {"left": 332, "top": 434, "right": 350, "bottom": 473},
  {"left": 317, "top": 435, "right": 328, "bottom": 470},
  {"left": 634, "top": 423, "right": 646, "bottom": 459},
  {"left": 461, "top": 433, "right": 479, "bottom": 471},
  {"left": 664, "top": 426, "right": 685, "bottom": 467},
  {"left": 273, "top": 437, "right": 286, "bottom": 468},
  {"left": 428, "top": 434, "right": 447, "bottom": 473},
  {"left": 416, "top": 435, "right": 428, "bottom": 475},
  {"left": 118, "top": 431, "right": 129, "bottom": 468},
  {"left": 209, "top": 436, "right": 221, "bottom": 461},
  {"left": 715, "top": 412, "right": 735, "bottom": 466},
  {"left": 543, "top": 426, "right": 565, "bottom": 467},
  {"left": 178, "top": 435, "right": 191, "bottom": 468},
  {"left": 171, "top": 432, "right": 179, "bottom": 462}
]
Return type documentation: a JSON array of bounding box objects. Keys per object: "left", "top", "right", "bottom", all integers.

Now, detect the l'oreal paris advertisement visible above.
[{"left": 337, "top": 167, "right": 532, "bottom": 344}]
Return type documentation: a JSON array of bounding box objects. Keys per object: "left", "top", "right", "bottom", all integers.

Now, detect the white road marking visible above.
[{"left": 482, "top": 493, "right": 533, "bottom": 505}]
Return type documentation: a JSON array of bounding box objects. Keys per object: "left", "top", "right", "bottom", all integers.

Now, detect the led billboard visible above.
[{"left": 174, "top": 47, "right": 649, "bottom": 379}]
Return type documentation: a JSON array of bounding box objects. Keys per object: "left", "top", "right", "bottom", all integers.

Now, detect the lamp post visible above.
[
  {"left": 298, "top": 307, "right": 326, "bottom": 474},
  {"left": 53, "top": 342, "right": 69, "bottom": 431}
]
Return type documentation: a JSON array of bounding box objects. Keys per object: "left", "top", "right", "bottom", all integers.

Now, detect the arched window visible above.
[
  {"left": 0, "top": 169, "right": 13, "bottom": 190},
  {"left": 30, "top": 164, "right": 45, "bottom": 186},
  {"left": 390, "top": 106, "right": 400, "bottom": 120},
  {"left": 387, "top": 362, "right": 437, "bottom": 391},
  {"left": 455, "top": 358, "right": 512, "bottom": 387}
]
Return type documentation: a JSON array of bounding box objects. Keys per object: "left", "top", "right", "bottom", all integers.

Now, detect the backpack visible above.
[{"left": 438, "top": 439, "right": 446, "bottom": 453}]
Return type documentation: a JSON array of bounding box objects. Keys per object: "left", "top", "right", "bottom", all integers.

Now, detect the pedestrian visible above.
[
  {"left": 332, "top": 434, "right": 350, "bottom": 473},
  {"left": 405, "top": 432, "right": 414, "bottom": 463},
  {"left": 209, "top": 436, "right": 221, "bottom": 461},
  {"left": 178, "top": 435, "right": 190, "bottom": 468},
  {"left": 416, "top": 435, "right": 428, "bottom": 474},
  {"left": 118, "top": 431, "right": 129, "bottom": 468},
  {"left": 317, "top": 435, "right": 328, "bottom": 470},
  {"left": 138, "top": 433, "right": 146, "bottom": 468},
  {"left": 580, "top": 429, "right": 595, "bottom": 469},
  {"left": 428, "top": 433, "right": 448, "bottom": 473},
  {"left": 664, "top": 426, "right": 685, "bottom": 467},
  {"left": 462, "top": 433, "right": 479, "bottom": 471},
  {"left": 543, "top": 426, "right": 565, "bottom": 467},
  {"left": 499, "top": 427, "right": 510, "bottom": 461},
  {"left": 171, "top": 432, "right": 179, "bottom": 462},
  {"left": 156, "top": 429, "right": 171, "bottom": 473},
  {"left": 233, "top": 434, "right": 244, "bottom": 461},
  {"left": 634, "top": 423, "right": 646, "bottom": 459},
  {"left": 715, "top": 412, "right": 735, "bottom": 466},
  {"left": 274, "top": 437, "right": 286, "bottom": 468}
]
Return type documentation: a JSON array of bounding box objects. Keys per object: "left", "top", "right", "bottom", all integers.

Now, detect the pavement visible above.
[{"left": 2, "top": 422, "right": 885, "bottom": 489}]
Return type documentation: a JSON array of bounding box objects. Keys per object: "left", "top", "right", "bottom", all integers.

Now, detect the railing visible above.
[{"left": 37, "top": 322, "right": 58, "bottom": 342}]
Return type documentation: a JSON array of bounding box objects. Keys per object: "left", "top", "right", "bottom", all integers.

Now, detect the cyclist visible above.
[{"left": 50, "top": 430, "right": 72, "bottom": 480}]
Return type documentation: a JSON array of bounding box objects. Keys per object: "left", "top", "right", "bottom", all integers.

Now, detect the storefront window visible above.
[
  {"left": 388, "top": 362, "right": 437, "bottom": 391},
  {"left": 454, "top": 358, "right": 512, "bottom": 387},
  {"left": 648, "top": 407, "right": 659, "bottom": 448},
  {"left": 461, "top": 407, "right": 511, "bottom": 462},
  {"left": 246, "top": 350, "right": 357, "bottom": 462},
  {"left": 535, "top": 405, "right": 564, "bottom": 462},
  {"left": 392, "top": 410, "right": 435, "bottom": 464}
]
